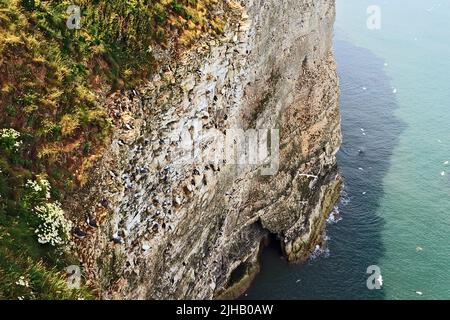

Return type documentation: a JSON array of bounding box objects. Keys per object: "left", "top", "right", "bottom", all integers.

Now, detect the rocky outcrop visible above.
[{"left": 67, "top": 0, "right": 341, "bottom": 299}]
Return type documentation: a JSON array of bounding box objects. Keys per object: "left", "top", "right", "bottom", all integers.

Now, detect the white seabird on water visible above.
[
  {"left": 392, "top": 88, "right": 397, "bottom": 94},
  {"left": 444, "top": 161, "right": 449, "bottom": 165},
  {"left": 441, "top": 171, "right": 446, "bottom": 176},
  {"left": 416, "top": 291, "right": 423, "bottom": 296}
]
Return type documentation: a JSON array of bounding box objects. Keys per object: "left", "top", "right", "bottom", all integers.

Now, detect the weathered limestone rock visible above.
[{"left": 67, "top": 0, "right": 342, "bottom": 299}]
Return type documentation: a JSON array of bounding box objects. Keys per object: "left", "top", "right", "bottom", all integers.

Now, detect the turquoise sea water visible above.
[{"left": 244, "top": 0, "right": 450, "bottom": 299}]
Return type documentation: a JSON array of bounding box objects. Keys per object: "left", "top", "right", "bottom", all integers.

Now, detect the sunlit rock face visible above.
[{"left": 67, "top": 0, "right": 341, "bottom": 299}]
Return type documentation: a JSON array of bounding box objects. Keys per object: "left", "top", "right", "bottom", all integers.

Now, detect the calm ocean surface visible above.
[{"left": 244, "top": 0, "right": 450, "bottom": 299}]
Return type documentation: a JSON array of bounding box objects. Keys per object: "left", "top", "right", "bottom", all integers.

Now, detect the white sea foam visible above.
[
  {"left": 340, "top": 196, "right": 351, "bottom": 206},
  {"left": 327, "top": 206, "right": 342, "bottom": 224},
  {"left": 340, "top": 190, "right": 351, "bottom": 206},
  {"left": 309, "top": 244, "right": 330, "bottom": 260}
]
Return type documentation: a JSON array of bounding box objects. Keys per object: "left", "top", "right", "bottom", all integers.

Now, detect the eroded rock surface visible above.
[{"left": 67, "top": 0, "right": 342, "bottom": 299}]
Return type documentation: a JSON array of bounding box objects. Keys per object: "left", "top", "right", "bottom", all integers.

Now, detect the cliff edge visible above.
[{"left": 69, "top": 0, "right": 342, "bottom": 299}]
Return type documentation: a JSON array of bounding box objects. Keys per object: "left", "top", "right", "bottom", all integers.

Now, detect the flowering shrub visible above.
[
  {"left": 0, "top": 128, "right": 22, "bottom": 152},
  {"left": 24, "top": 178, "right": 72, "bottom": 246},
  {"left": 34, "top": 202, "right": 72, "bottom": 246}
]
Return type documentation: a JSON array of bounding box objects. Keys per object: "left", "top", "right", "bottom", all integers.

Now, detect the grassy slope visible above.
[{"left": 0, "top": 0, "right": 223, "bottom": 299}]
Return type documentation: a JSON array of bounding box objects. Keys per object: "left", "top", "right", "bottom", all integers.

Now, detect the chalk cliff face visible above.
[{"left": 68, "top": 0, "right": 341, "bottom": 299}]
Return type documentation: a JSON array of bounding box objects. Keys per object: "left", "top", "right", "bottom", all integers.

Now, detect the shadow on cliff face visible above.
[{"left": 241, "top": 39, "right": 406, "bottom": 299}]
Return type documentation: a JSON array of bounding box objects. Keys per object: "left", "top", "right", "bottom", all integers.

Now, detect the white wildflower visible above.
[
  {"left": 34, "top": 202, "right": 72, "bottom": 246},
  {"left": 15, "top": 276, "right": 30, "bottom": 288},
  {"left": 0, "top": 128, "right": 22, "bottom": 151},
  {"left": 0, "top": 128, "right": 20, "bottom": 139},
  {"left": 26, "top": 178, "right": 51, "bottom": 200},
  {"left": 25, "top": 178, "right": 71, "bottom": 247}
]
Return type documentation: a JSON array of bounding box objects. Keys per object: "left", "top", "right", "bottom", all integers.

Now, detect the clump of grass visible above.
[{"left": 0, "top": 230, "right": 92, "bottom": 300}]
